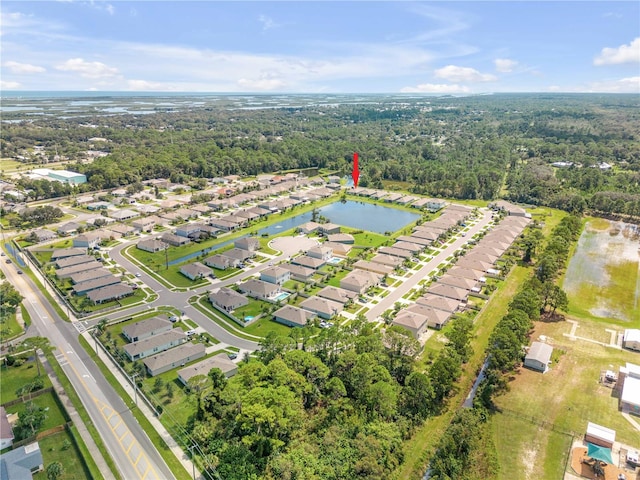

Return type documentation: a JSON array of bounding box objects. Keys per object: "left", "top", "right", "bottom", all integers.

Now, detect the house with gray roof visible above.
[
  {"left": 326, "top": 233, "right": 355, "bottom": 244},
  {"left": 280, "top": 263, "right": 315, "bottom": 282},
  {"left": 273, "top": 305, "right": 314, "bottom": 327},
  {"left": 143, "top": 343, "right": 206, "bottom": 376},
  {"left": 416, "top": 294, "right": 461, "bottom": 313},
  {"left": 109, "top": 208, "right": 139, "bottom": 221},
  {"left": 161, "top": 232, "right": 190, "bottom": 247},
  {"left": 370, "top": 254, "right": 403, "bottom": 268},
  {"left": 317, "top": 286, "right": 357, "bottom": 304},
  {"left": 300, "top": 296, "right": 343, "bottom": 319},
  {"left": 69, "top": 267, "right": 113, "bottom": 284},
  {"left": 299, "top": 221, "right": 321, "bottom": 234},
  {"left": 209, "top": 287, "right": 248, "bottom": 312},
  {"left": 318, "top": 223, "right": 341, "bottom": 235},
  {"left": 405, "top": 304, "right": 452, "bottom": 330},
  {"left": 122, "top": 317, "right": 173, "bottom": 342},
  {"left": 31, "top": 229, "right": 57, "bottom": 243},
  {"left": 137, "top": 238, "right": 168, "bottom": 253},
  {"left": 323, "top": 241, "right": 352, "bottom": 256},
  {"left": 437, "top": 274, "right": 478, "bottom": 291},
  {"left": 87, "top": 284, "right": 134, "bottom": 304},
  {"left": 55, "top": 254, "right": 94, "bottom": 269},
  {"left": 427, "top": 284, "right": 469, "bottom": 302},
  {"left": 397, "top": 235, "right": 431, "bottom": 247},
  {"left": 56, "top": 260, "right": 103, "bottom": 279},
  {"left": 392, "top": 241, "right": 423, "bottom": 253},
  {"left": 73, "top": 232, "right": 103, "bottom": 249},
  {"left": 0, "top": 407, "right": 13, "bottom": 450},
  {"left": 260, "top": 266, "right": 291, "bottom": 285},
  {"left": 180, "top": 262, "right": 212, "bottom": 280},
  {"left": 392, "top": 310, "right": 429, "bottom": 339},
  {"left": 378, "top": 246, "right": 413, "bottom": 259},
  {"left": 223, "top": 248, "right": 254, "bottom": 262},
  {"left": 0, "top": 442, "right": 43, "bottom": 480},
  {"left": 353, "top": 260, "right": 394, "bottom": 276},
  {"left": 307, "top": 245, "right": 333, "bottom": 261},
  {"left": 238, "top": 279, "right": 281, "bottom": 300},
  {"left": 132, "top": 217, "right": 158, "bottom": 233},
  {"left": 178, "top": 353, "right": 238, "bottom": 385},
  {"left": 234, "top": 237, "right": 261, "bottom": 252},
  {"left": 205, "top": 254, "right": 238, "bottom": 270},
  {"left": 524, "top": 342, "right": 553, "bottom": 372},
  {"left": 123, "top": 330, "right": 186, "bottom": 361},
  {"left": 73, "top": 275, "right": 120, "bottom": 295},
  {"left": 291, "top": 255, "right": 325, "bottom": 270},
  {"left": 446, "top": 266, "right": 485, "bottom": 281},
  {"left": 340, "top": 270, "right": 382, "bottom": 294}
]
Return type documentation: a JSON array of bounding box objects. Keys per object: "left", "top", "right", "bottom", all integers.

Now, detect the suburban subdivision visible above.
[{"left": 1, "top": 93, "right": 639, "bottom": 480}]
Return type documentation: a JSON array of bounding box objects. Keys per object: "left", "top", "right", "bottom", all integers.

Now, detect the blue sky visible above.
[{"left": 1, "top": 1, "right": 639, "bottom": 93}]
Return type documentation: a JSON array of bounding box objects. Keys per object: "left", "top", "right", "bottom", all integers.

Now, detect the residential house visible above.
[
  {"left": 0, "top": 442, "right": 44, "bottom": 479},
  {"left": 109, "top": 224, "right": 135, "bottom": 237},
  {"left": 56, "top": 260, "right": 103, "bottom": 279},
  {"left": 234, "top": 237, "right": 261, "bottom": 252},
  {"left": 317, "top": 286, "right": 357, "bottom": 304},
  {"left": 73, "top": 275, "right": 120, "bottom": 295},
  {"left": 223, "top": 248, "right": 254, "bottom": 263},
  {"left": 353, "top": 260, "right": 394, "bottom": 276},
  {"left": 132, "top": 217, "right": 157, "bottom": 233},
  {"left": 160, "top": 232, "right": 190, "bottom": 247},
  {"left": 307, "top": 246, "right": 333, "bottom": 262},
  {"left": 143, "top": 343, "right": 206, "bottom": 377},
  {"left": 260, "top": 266, "right": 291, "bottom": 285},
  {"left": 291, "top": 255, "right": 325, "bottom": 270},
  {"left": 273, "top": 305, "right": 314, "bottom": 328},
  {"left": 180, "top": 262, "right": 212, "bottom": 280},
  {"left": 318, "top": 223, "right": 341, "bottom": 235},
  {"left": 238, "top": 279, "right": 281, "bottom": 300},
  {"left": 392, "top": 310, "right": 429, "bottom": 339},
  {"left": 323, "top": 241, "right": 353, "bottom": 256},
  {"left": 55, "top": 254, "right": 94, "bottom": 269},
  {"left": 123, "top": 330, "right": 186, "bottom": 361},
  {"left": 175, "top": 224, "right": 202, "bottom": 238},
  {"left": 405, "top": 303, "right": 452, "bottom": 330},
  {"left": 69, "top": 268, "right": 112, "bottom": 284},
  {"left": 73, "top": 232, "right": 103, "bottom": 249},
  {"left": 427, "top": 284, "right": 469, "bottom": 302},
  {"left": 326, "top": 233, "right": 355, "bottom": 244},
  {"left": 208, "top": 287, "right": 249, "bottom": 312},
  {"left": 437, "top": 274, "right": 478, "bottom": 291},
  {"left": 122, "top": 317, "right": 172, "bottom": 343},
  {"left": 524, "top": 342, "right": 553, "bottom": 373},
  {"left": 378, "top": 246, "right": 413, "bottom": 259},
  {"left": 300, "top": 296, "right": 343, "bottom": 319},
  {"left": 205, "top": 254, "right": 238, "bottom": 270},
  {"left": 0, "top": 407, "right": 13, "bottom": 449},
  {"left": 30, "top": 229, "right": 57, "bottom": 243},
  {"left": 109, "top": 209, "right": 139, "bottom": 221},
  {"left": 57, "top": 222, "right": 81, "bottom": 236},
  {"left": 370, "top": 254, "right": 403, "bottom": 268},
  {"left": 178, "top": 353, "right": 238, "bottom": 384},
  {"left": 137, "top": 238, "right": 168, "bottom": 253},
  {"left": 281, "top": 263, "right": 315, "bottom": 282},
  {"left": 340, "top": 270, "right": 382, "bottom": 294},
  {"left": 416, "top": 294, "right": 461, "bottom": 313},
  {"left": 392, "top": 241, "right": 423, "bottom": 254},
  {"left": 86, "top": 284, "right": 134, "bottom": 304}
]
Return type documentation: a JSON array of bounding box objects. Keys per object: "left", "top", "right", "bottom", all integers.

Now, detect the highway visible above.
[{"left": 0, "top": 260, "right": 175, "bottom": 480}]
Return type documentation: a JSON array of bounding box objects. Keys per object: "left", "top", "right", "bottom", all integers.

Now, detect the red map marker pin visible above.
[{"left": 352, "top": 152, "right": 359, "bottom": 188}]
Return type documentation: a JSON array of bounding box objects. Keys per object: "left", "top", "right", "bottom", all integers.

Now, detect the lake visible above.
[{"left": 169, "top": 200, "right": 420, "bottom": 265}]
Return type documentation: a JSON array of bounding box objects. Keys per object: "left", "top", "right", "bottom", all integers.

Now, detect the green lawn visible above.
[
  {"left": 325, "top": 269, "right": 350, "bottom": 288},
  {"left": 233, "top": 298, "right": 269, "bottom": 320},
  {"left": 6, "top": 390, "right": 68, "bottom": 432},
  {"left": 243, "top": 316, "right": 293, "bottom": 337},
  {"left": 0, "top": 312, "right": 22, "bottom": 342},
  {"left": 0, "top": 356, "right": 50, "bottom": 404},
  {"left": 348, "top": 230, "right": 389, "bottom": 248}
]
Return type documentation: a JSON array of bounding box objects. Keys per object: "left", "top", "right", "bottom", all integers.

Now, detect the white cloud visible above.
[
  {"left": 56, "top": 58, "right": 118, "bottom": 78},
  {"left": 1, "top": 80, "right": 21, "bottom": 89},
  {"left": 126, "top": 79, "right": 177, "bottom": 91},
  {"left": 434, "top": 65, "right": 497, "bottom": 82},
  {"left": 401, "top": 83, "right": 470, "bottom": 93},
  {"left": 494, "top": 58, "right": 518, "bottom": 73},
  {"left": 238, "top": 77, "right": 287, "bottom": 91},
  {"left": 588, "top": 76, "right": 640, "bottom": 93},
  {"left": 258, "top": 14, "right": 280, "bottom": 31},
  {"left": 3, "top": 60, "right": 46, "bottom": 73},
  {"left": 594, "top": 37, "right": 640, "bottom": 65}
]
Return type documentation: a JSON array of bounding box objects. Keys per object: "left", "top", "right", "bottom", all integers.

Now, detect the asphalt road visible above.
[
  {"left": 100, "top": 233, "right": 319, "bottom": 350},
  {"left": 365, "top": 209, "right": 494, "bottom": 320},
  {"left": 0, "top": 259, "right": 174, "bottom": 480}
]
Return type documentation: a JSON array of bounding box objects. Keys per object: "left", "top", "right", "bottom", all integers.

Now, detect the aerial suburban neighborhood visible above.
[{"left": 1, "top": 60, "right": 639, "bottom": 480}]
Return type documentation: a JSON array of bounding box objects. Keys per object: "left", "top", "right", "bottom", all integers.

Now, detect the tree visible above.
[
  {"left": 14, "top": 402, "right": 47, "bottom": 439},
  {"left": 46, "top": 462, "right": 64, "bottom": 480}
]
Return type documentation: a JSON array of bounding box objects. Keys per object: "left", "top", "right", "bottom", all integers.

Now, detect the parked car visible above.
[
  {"left": 169, "top": 315, "right": 179, "bottom": 323},
  {"left": 227, "top": 352, "right": 238, "bottom": 360},
  {"left": 17, "top": 270, "right": 23, "bottom": 274}
]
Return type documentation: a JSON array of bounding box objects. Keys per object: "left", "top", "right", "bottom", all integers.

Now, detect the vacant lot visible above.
[{"left": 490, "top": 318, "right": 640, "bottom": 480}]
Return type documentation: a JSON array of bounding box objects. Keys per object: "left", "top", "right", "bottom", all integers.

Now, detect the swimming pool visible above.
[
  {"left": 327, "top": 257, "right": 343, "bottom": 265},
  {"left": 273, "top": 292, "right": 290, "bottom": 302}
]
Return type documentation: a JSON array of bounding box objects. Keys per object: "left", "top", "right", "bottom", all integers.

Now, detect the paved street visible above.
[{"left": 0, "top": 260, "right": 174, "bottom": 480}]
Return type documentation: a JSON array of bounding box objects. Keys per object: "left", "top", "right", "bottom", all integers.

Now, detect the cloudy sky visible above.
[{"left": 1, "top": 1, "right": 639, "bottom": 93}]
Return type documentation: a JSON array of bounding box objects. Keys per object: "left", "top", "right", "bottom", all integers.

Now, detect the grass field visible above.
[
  {"left": 6, "top": 390, "right": 68, "bottom": 432},
  {"left": 0, "top": 356, "right": 49, "bottom": 404},
  {"left": 38, "top": 429, "right": 93, "bottom": 480},
  {"left": 490, "top": 317, "right": 640, "bottom": 480},
  {"left": 243, "top": 316, "right": 293, "bottom": 337}
]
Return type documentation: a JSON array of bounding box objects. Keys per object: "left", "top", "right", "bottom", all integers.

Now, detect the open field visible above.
[
  {"left": 490, "top": 317, "right": 640, "bottom": 480},
  {"left": 0, "top": 355, "right": 49, "bottom": 404},
  {"left": 38, "top": 429, "right": 93, "bottom": 480}
]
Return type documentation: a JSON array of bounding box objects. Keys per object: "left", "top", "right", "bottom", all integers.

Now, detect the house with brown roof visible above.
[
  {"left": 437, "top": 274, "right": 478, "bottom": 291},
  {"left": 205, "top": 254, "right": 238, "bottom": 270},
  {"left": 137, "top": 238, "right": 168, "bottom": 253},
  {"left": 326, "top": 233, "right": 355, "bottom": 244},
  {"left": 353, "top": 260, "right": 394, "bottom": 275},
  {"left": 405, "top": 303, "right": 452, "bottom": 329},
  {"left": 392, "top": 310, "right": 429, "bottom": 338},
  {"left": 307, "top": 245, "right": 333, "bottom": 262},
  {"left": 160, "top": 232, "right": 190, "bottom": 247},
  {"left": 323, "top": 241, "right": 353, "bottom": 256},
  {"left": 234, "top": 237, "right": 261, "bottom": 252},
  {"left": 370, "top": 254, "right": 403, "bottom": 268},
  {"left": 291, "top": 255, "right": 325, "bottom": 270},
  {"left": 427, "top": 284, "right": 469, "bottom": 302},
  {"left": 132, "top": 217, "right": 158, "bottom": 233},
  {"left": 319, "top": 223, "right": 341, "bottom": 235},
  {"left": 281, "top": 263, "right": 315, "bottom": 282},
  {"left": 416, "top": 294, "right": 461, "bottom": 313}
]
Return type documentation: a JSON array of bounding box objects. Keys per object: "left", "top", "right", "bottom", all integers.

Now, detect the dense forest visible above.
[
  {"left": 2, "top": 94, "right": 639, "bottom": 216},
  {"left": 183, "top": 316, "right": 474, "bottom": 480}
]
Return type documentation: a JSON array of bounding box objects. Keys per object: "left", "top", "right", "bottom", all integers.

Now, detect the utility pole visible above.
[{"left": 131, "top": 372, "right": 139, "bottom": 406}]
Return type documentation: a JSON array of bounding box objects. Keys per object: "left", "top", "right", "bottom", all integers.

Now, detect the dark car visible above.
[
  {"left": 5, "top": 259, "right": 12, "bottom": 264},
  {"left": 17, "top": 270, "right": 23, "bottom": 274}
]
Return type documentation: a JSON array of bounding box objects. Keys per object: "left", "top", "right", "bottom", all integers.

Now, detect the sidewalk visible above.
[
  {"left": 37, "top": 349, "right": 117, "bottom": 480},
  {"left": 82, "top": 332, "right": 203, "bottom": 480}
]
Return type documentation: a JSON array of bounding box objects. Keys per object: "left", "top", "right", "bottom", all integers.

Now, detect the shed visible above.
[
  {"left": 584, "top": 422, "right": 616, "bottom": 449},
  {"left": 623, "top": 329, "right": 640, "bottom": 352},
  {"left": 524, "top": 342, "right": 553, "bottom": 373}
]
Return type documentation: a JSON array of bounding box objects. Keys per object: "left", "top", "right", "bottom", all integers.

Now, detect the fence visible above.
[{"left": 1, "top": 386, "right": 55, "bottom": 408}]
